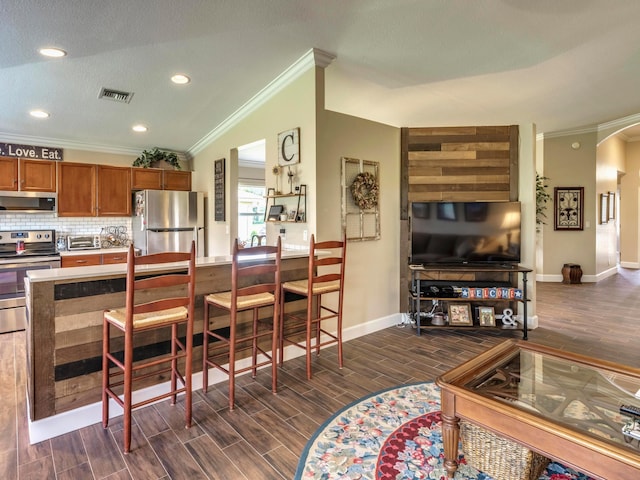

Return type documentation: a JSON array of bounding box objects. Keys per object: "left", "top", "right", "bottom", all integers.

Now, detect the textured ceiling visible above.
[{"left": 2, "top": 0, "right": 640, "bottom": 156}]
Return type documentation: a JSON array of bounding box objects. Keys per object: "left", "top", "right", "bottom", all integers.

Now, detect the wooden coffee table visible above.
[{"left": 436, "top": 340, "right": 640, "bottom": 479}]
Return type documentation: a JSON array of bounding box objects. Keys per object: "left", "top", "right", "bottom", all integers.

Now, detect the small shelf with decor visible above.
[{"left": 264, "top": 184, "right": 306, "bottom": 223}]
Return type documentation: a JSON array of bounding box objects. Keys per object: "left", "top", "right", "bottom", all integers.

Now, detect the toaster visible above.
[{"left": 67, "top": 235, "right": 101, "bottom": 250}]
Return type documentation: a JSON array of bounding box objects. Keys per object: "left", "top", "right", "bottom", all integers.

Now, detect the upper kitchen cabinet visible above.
[
  {"left": 58, "top": 163, "right": 132, "bottom": 217},
  {"left": 131, "top": 167, "right": 191, "bottom": 191},
  {"left": 97, "top": 165, "right": 131, "bottom": 216},
  {"left": 131, "top": 167, "right": 163, "bottom": 190},
  {"left": 0, "top": 156, "right": 17, "bottom": 190},
  {"left": 57, "top": 162, "right": 97, "bottom": 216},
  {"left": 0, "top": 156, "right": 56, "bottom": 192},
  {"left": 163, "top": 170, "right": 191, "bottom": 191}
]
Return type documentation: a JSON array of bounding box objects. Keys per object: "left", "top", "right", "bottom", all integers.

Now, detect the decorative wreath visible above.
[{"left": 350, "top": 172, "right": 379, "bottom": 210}]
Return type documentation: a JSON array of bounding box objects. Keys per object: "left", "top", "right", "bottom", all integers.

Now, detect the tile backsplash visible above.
[{"left": 0, "top": 213, "right": 132, "bottom": 239}]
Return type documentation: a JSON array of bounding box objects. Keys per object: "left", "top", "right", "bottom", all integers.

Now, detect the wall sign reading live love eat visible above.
[{"left": 0, "top": 142, "right": 63, "bottom": 160}]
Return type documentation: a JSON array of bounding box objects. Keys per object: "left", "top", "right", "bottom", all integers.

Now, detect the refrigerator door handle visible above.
[{"left": 147, "top": 228, "right": 195, "bottom": 233}]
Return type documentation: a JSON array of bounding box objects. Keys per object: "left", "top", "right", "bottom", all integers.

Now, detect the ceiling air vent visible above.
[{"left": 98, "top": 87, "right": 134, "bottom": 104}]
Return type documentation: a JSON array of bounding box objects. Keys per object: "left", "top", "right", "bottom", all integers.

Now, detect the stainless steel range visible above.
[{"left": 0, "top": 230, "right": 60, "bottom": 333}]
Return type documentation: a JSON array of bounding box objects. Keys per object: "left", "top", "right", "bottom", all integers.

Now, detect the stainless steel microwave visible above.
[{"left": 0, "top": 191, "right": 57, "bottom": 214}]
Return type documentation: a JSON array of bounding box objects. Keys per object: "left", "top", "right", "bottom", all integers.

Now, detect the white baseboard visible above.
[
  {"left": 595, "top": 266, "right": 618, "bottom": 281},
  {"left": 536, "top": 270, "right": 616, "bottom": 283},
  {"left": 620, "top": 261, "right": 640, "bottom": 269},
  {"left": 28, "top": 313, "right": 399, "bottom": 444}
]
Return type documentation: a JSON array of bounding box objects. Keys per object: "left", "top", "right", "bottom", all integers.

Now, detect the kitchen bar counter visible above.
[
  {"left": 24, "top": 250, "right": 310, "bottom": 428},
  {"left": 58, "top": 247, "right": 130, "bottom": 256},
  {"left": 31, "top": 249, "right": 308, "bottom": 281}
]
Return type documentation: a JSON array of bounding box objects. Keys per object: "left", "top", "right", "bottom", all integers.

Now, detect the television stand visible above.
[{"left": 408, "top": 264, "right": 532, "bottom": 339}]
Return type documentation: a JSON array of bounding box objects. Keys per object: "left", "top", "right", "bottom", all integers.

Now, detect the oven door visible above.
[{"left": 0, "top": 257, "right": 60, "bottom": 333}]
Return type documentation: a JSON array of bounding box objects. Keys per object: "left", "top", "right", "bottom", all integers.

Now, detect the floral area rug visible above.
[{"left": 295, "top": 382, "right": 595, "bottom": 479}]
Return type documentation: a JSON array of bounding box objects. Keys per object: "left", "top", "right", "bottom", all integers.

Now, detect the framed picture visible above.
[
  {"left": 448, "top": 303, "right": 472, "bottom": 326},
  {"left": 213, "top": 158, "right": 225, "bottom": 222},
  {"left": 554, "top": 187, "right": 584, "bottom": 230},
  {"left": 437, "top": 202, "right": 457, "bottom": 221},
  {"left": 287, "top": 209, "right": 297, "bottom": 221},
  {"left": 278, "top": 127, "right": 300, "bottom": 166},
  {"left": 267, "top": 204, "right": 284, "bottom": 221},
  {"left": 609, "top": 192, "right": 615, "bottom": 221},
  {"left": 464, "top": 202, "right": 488, "bottom": 222},
  {"left": 599, "top": 193, "right": 608, "bottom": 224},
  {"left": 412, "top": 202, "right": 430, "bottom": 219},
  {"left": 477, "top": 306, "right": 496, "bottom": 326}
]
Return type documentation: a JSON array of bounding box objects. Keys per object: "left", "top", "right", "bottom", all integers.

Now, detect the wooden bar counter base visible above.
[{"left": 24, "top": 251, "right": 310, "bottom": 429}]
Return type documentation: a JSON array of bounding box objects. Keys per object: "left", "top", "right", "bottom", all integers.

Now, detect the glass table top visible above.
[{"left": 464, "top": 348, "right": 640, "bottom": 452}]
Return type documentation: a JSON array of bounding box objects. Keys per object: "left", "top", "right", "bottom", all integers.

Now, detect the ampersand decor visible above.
[
  {"left": 350, "top": 172, "right": 379, "bottom": 210},
  {"left": 501, "top": 307, "right": 517, "bottom": 327}
]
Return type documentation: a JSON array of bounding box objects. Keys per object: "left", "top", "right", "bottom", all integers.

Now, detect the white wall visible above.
[
  {"left": 191, "top": 64, "right": 402, "bottom": 333},
  {"left": 191, "top": 68, "right": 318, "bottom": 256},
  {"left": 596, "top": 135, "right": 625, "bottom": 273},
  {"left": 620, "top": 141, "right": 639, "bottom": 268},
  {"left": 541, "top": 132, "right": 597, "bottom": 280},
  {"left": 317, "top": 109, "right": 401, "bottom": 330}
]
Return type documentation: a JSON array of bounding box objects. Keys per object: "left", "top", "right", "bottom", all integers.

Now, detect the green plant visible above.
[
  {"left": 132, "top": 147, "right": 181, "bottom": 170},
  {"left": 536, "top": 173, "right": 551, "bottom": 230}
]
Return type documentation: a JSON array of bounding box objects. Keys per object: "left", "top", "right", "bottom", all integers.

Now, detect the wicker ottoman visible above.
[{"left": 461, "top": 422, "right": 550, "bottom": 480}]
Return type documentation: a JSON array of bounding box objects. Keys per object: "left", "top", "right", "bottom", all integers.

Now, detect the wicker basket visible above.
[{"left": 461, "top": 422, "right": 550, "bottom": 480}]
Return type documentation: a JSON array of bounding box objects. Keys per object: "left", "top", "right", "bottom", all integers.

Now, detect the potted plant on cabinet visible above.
[{"left": 132, "top": 147, "right": 182, "bottom": 170}]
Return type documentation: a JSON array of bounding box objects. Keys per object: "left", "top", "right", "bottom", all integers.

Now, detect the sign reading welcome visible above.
[{"left": 0, "top": 142, "right": 63, "bottom": 160}]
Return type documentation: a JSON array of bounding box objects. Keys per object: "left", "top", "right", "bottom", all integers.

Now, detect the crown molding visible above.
[
  {"left": 597, "top": 112, "right": 640, "bottom": 132},
  {"left": 0, "top": 132, "right": 140, "bottom": 156},
  {"left": 538, "top": 125, "right": 597, "bottom": 140},
  {"left": 188, "top": 48, "right": 335, "bottom": 155}
]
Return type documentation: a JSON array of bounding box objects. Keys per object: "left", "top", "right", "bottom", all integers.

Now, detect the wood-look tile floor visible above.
[{"left": 2, "top": 271, "right": 639, "bottom": 479}]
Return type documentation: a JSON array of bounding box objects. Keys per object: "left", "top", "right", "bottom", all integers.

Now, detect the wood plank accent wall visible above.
[
  {"left": 399, "top": 125, "right": 519, "bottom": 310},
  {"left": 401, "top": 125, "right": 519, "bottom": 213}
]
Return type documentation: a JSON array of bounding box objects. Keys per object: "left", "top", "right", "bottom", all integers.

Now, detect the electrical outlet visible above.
[{"left": 303, "top": 230, "right": 308, "bottom": 241}]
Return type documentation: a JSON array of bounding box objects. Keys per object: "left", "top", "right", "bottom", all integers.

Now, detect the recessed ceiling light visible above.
[
  {"left": 39, "top": 47, "right": 67, "bottom": 58},
  {"left": 171, "top": 74, "right": 190, "bottom": 85},
  {"left": 132, "top": 124, "right": 148, "bottom": 133},
  {"left": 29, "top": 110, "right": 50, "bottom": 119}
]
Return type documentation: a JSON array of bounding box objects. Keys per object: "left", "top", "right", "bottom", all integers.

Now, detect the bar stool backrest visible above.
[
  {"left": 231, "top": 237, "right": 282, "bottom": 304},
  {"left": 125, "top": 243, "right": 196, "bottom": 328},
  {"left": 307, "top": 234, "right": 346, "bottom": 294}
]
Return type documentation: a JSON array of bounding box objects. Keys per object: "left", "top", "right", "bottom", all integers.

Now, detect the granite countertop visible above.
[{"left": 29, "top": 249, "right": 311, "bottom": 282}]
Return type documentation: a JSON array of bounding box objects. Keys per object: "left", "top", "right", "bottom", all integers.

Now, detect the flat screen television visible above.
[{"left": 410, "top": 201, "right": 521, "bottom": 265}]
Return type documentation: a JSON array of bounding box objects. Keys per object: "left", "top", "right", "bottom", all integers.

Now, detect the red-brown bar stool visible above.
[
  {"left": 279, "top": 235, "right": 346, "bottom": 379},
  {"left": 202, "top": 237, "right": 281, "bottom": 410},
  {"left": 102, "top": 242, "right": 196, "bottom": 453}
]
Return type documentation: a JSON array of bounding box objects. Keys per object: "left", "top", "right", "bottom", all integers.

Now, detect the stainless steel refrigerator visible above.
[{"left": 132, "top": 190, "right": 205, "bottom": 256}]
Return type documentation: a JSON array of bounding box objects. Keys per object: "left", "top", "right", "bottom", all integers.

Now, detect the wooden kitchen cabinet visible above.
[
  {"left": 62, "top": 251, "right": 128, "bottom": 267},
  {"left": 101, "top": 252, "right": 128, "bottom": 264},
  {"left": 58, "top": 163, "right": 131, "bottom": 217},
  {"left": 162, "top": 170, "right": 191, "bottom": 191},
  {"left": 131, "top": 167, "right": 191, "bottom": 191},
  {"left": 61, "top": 254, "right": 102, "bottom": 268},
  {"left": 19, "top": 159, "right": 57, "bottom": 191},
  {"left": 0, "top": 156, "right": 18, "bottom": 190},
  {"left": 131, "top": 167, "right": 163, "bottom": 190},
  {"left": 0, "top": 156, "right": 56, "bottom": 192},
  {"left": 97, "top": 165, "right": 131, "bottom": 216},
  {"left": 57, "top": 162, "right": 97, "bottom": 216}
]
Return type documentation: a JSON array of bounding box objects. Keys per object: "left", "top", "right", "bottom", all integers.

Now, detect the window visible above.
[{"left": 238, "top": 184, "right": 266, "bottom": 246}]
